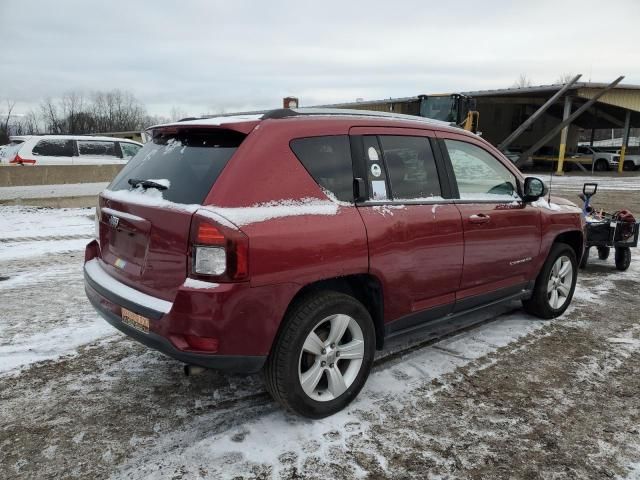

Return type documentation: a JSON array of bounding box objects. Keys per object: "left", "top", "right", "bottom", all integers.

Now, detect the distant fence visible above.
[{"left": 0, "top": 165, "right": 124, "bottom": 187}]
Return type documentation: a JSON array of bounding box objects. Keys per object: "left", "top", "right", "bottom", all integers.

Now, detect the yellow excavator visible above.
[{"left": 418, "top": 93, "right": 479, "bottom": 134}]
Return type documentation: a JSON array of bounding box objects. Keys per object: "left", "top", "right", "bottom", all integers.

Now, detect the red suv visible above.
[{"left": 84, "top": 109, "right": 584, "bottom": 418}]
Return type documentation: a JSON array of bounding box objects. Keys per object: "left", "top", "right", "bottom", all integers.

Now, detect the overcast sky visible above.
[{"left": 1, "top": 0, "right": 639, "bottom": 117}]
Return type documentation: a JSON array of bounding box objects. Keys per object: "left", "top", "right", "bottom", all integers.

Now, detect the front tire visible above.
[
  {"left": 523, "top": 243, "right": 578, "bottom": 319},
  {"left": 615, "top": 247, "right": 631, "bottom": 271},
  {"left": 264, "top": 291, "right": 375, "bottom": 418},
  {"left": 594, "top": 159, "right": 609, "bottom": 172}
]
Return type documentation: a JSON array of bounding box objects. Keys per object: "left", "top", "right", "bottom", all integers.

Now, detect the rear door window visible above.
[
  {"left": 290, "top": 135, "right": 354, "bottom": 202},
  {"left": 78, "top": 140, "right": 119, "bottom": 158},
  {"left": 109, "top": 129, "right": 245, "bottom": 205},
  {"left": 378, "top": 135, "right": 441, "bottom": 200},
  {"left": 32, "top": 139, "right": 74, "bottom": 157}
]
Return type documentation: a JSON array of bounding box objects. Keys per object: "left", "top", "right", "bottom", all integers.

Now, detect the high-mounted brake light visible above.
[{"left": 189, "top": 211, "right": 249, "bottom": 282}]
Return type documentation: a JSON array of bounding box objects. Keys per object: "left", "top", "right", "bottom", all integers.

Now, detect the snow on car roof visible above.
[
  {"left": 148, "top": 114, "right": 263, "bottom": 130},
  {"left": 15, "top": 135, "right": 142, "bottom": 144}
]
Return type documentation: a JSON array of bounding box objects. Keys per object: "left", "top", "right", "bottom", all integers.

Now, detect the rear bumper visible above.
[{"left": 84, "top": 259, "right": 266, "bottom": 373}]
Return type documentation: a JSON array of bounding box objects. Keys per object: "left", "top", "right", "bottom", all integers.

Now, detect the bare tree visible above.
[
  {"left": 0, "top": 100, "right": 16, "bottom": 143},
  {"left": 16, "top": 110, "right": 41, "bottom": 135},
  {"left": 91, "top": 89, "right": 146, "bottom": 132},
  {"left": 555, "top": 73, "right": 575, "bottom": 84},
  {"left": 40, "top": 97, "right": 65, "bottom": 134},
  {"left": 512, "top": 73, "right": 533, "bottom": 88},
  {"left": 169, "top": 106, "right": 189, "bottom": 122}
]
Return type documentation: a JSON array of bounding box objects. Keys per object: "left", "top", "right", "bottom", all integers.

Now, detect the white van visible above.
[{"left": 2, "top": 135, "right": 143, "bottom": 165}]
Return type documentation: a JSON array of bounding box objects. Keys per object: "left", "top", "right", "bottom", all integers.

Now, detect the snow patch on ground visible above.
[
  {"left": 0, "top": 322, "right": 116, "bottom": 374},
  {"left": 0, "top": 238, "right": 90, "bottom": 261},
  {"left": 0, "top": 206, "right": 93, "bottom": 239}
]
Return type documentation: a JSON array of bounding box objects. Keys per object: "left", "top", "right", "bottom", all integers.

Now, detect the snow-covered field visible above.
[{"left": 1, "top": 205, "right": 640, "bottom": 479}]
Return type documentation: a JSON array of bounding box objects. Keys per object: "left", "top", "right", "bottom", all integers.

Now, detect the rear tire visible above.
[
  {"left": 263, "top": 291, "right": 375, "bottom": 418},
  {"left": 523, "top": 243, "right": 578, "bottom": 319},
  {"left": 623, "top": 161, "right": 635, "bottom": 171},
  {"left": 597, "top": 247, "right": 610, "bottom": 260},
  {"left": 615, "top": 247, "right": 631, "bottom": 271}
]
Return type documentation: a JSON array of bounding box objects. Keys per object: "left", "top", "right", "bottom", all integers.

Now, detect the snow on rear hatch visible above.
[{"left": 97, "top": 129, "right": 247, "bottom": 301}]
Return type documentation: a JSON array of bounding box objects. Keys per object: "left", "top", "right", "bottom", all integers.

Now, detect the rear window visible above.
[
  {"left": 32, "top": 139, "right": 75, "bottom": 157},
  {"left": 290, "top": 135, "right": 354, "bottom": 202},
  {"left": 109, "top": 129, "right": 245, "bottom": 205}
]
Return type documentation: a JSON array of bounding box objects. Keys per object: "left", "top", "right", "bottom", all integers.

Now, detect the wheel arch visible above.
[
  {"left": 281, "top": 274, "right": 385, "bottom": 351},
  {"left": 553, "top": 230, "right": 584, "bottom": 261}
]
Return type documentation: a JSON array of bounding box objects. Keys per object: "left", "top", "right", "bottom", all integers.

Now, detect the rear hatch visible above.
[{"left": 97, "top": 128, "right": 247, "bottom": 301}]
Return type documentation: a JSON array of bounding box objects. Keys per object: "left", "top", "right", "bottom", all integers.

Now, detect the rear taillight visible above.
[
  {"left": 189, "top": 211, "right": 249, "bottom": 282},
  {"left": 10, "top": 154, "right": 35, "bottom": 165}
]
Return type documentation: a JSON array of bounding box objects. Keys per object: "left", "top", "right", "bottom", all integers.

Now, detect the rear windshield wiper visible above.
[{"left": 127, "top": 178, "right": 169, "bottom": 190}]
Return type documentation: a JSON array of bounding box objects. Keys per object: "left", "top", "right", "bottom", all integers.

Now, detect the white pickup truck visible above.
[
  {"left": 618, "top": 149, "right": 640, "bottom": 171},
  {"left": 575, "top": 146, "right": 620, "bottom": 171}
]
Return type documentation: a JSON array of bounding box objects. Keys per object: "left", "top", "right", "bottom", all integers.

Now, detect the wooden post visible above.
[
  {"left": 556, "top": 96, "right": 573, "bottom": 175},
  {"left": 618, "top": 110, "right": 631, "bottom": 173}
]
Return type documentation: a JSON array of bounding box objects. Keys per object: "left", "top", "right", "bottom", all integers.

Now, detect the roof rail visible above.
[{"left": 260, "top": 107, "right": 455, "bottom": 127}]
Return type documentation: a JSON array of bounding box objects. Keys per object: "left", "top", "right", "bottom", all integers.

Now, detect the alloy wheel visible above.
[
  {"left": 547, "top": 255, "right": 573, "bottom": 309},
  {"left": 298, "top": 314, "right": 365, "bottom": 402}
]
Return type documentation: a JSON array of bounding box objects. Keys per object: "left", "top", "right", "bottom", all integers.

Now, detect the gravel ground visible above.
[{"left": 1, "top": 180, "right": 639, "bottom": 479}]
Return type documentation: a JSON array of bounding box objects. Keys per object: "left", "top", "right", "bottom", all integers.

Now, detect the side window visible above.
[
  {"left": 32, "top": 139, "right": 74, "bottom": 157},
  {"left": 444, "top": 139, "right": 519, "bottom": 201},
  {"left": 78, "top": 140, "right": 118, "bottom": 157},
  {"left": 120, "top": 143, "right": 142, "bottom": 159},
  {"left": 378, "top": 136, "right": 441, "bottom": 200},
  {"left": 290, "top": 135, "right": 354, "bottom": 203}
]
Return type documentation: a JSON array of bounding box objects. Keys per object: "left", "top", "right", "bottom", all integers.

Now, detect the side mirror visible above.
[{"left": 523, "top": 177, "right": 547, "bottom": 202}]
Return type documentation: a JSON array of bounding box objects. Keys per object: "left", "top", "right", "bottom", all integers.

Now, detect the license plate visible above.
[{"left": 121, "top": 308, "right": 150, "bottom": 334}]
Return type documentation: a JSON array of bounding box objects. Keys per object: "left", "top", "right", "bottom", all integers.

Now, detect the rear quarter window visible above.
[
  {"left": 109, "top": 129, "right": 245, "bottom": 205},
  {"left": 290, "top": 135, "right": 354, "bottom": 203}
]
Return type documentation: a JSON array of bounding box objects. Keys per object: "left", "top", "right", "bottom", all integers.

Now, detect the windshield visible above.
[
  {"left": 419, "top": 96, "right": 457, "bottom": 122},
  {"left": 109, "top": 129, "right": 246, "bottom": 205}
]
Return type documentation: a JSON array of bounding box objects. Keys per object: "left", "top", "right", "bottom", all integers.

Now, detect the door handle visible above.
[{"left": 469, "top": 213, "right": 491, "bottom": 224}]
